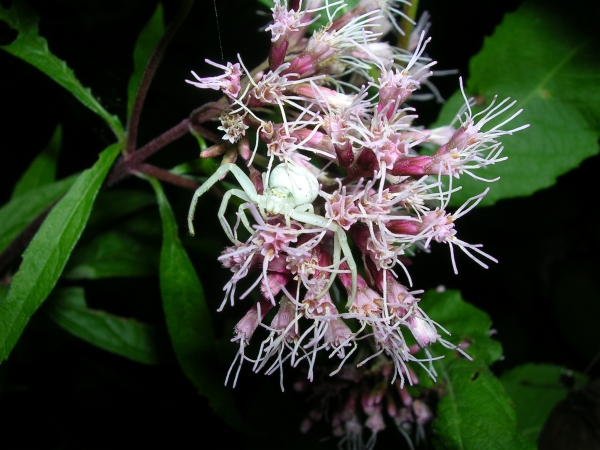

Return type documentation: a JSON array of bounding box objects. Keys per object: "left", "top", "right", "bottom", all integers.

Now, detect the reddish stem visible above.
[{"left": 137, "top": 163, "right": 200, "bottom": 191}]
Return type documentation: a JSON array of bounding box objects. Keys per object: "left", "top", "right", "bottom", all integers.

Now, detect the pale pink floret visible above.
[
  {"left": 325, "top": 185, "right": 362, "bottom": 230},
  {"left": 186, "top": 60, "right": 242, "bottom": 99}
]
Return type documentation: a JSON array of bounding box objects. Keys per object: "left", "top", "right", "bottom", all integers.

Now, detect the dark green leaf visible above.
[
  {"left": 0, "top": 142, "right": 121, "bottom": 363},
  {"left": 63, "top": 230, "right": 158, "bottom": 279},
  {"left": 85, "top": 189, "right": 157, "bottom": 234},
  {"left": 46, "top": 287, "right": 164, "bottom": 365},
  {"left": 0, "top": 1, "right": 124, "bottom": 140},
  {"left": 421, "top": 289, "right": 503, "bottom": 367},
  {"left": 12, "top": 124, "right": 62, "bottom": 198},
  {"left": 501, "top": 364, "right": 588, "bottom": 444},
  {"left": 417, "top": 291, "right": 528, "bottom": 447},
  {"left": 435, "top": 1, "right": 600, "bottom": 206},
  {"left": 118, "top": 209, "right": 163, "bottom": 239},
  {"left": 0, "top": 174, "right": 77, "bottom": 255},
  {"left": 433, "top": 359, "right": 535, "bottom": 450},
  {"left": 150, "top": 177, "right": 247, "bottom": 431},
  {"left": 127, "top": 3, "right": 164, "bottom": 120}
]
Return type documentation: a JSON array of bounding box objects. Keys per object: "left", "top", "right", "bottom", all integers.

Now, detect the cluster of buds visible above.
[
  {"left": 295, "top": 356, "right": 437, "bottom": 449},
  {"left": 186, "top": 0, "right": 526, "bottom": 444}
]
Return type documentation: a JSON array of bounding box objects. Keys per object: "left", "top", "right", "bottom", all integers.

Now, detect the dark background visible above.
[{"left": 0, "top": 0, "right": 598, "bottom": 448}]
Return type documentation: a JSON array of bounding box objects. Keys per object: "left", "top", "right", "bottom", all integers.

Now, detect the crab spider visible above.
[{"left": 187, "top": 161, "right": 357, "bottom": 303}]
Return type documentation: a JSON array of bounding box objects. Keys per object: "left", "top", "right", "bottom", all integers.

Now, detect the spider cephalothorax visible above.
[{"left": 187, "top": 160, "right": 358, "bottom": 303}]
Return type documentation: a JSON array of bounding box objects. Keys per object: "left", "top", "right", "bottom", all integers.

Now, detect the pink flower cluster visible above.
[
  {"left": 186, "top": 0, "right": 527, "bottom": 431},
  {"left": 296, "top": 358, "right": 436, "bottom": 449}
]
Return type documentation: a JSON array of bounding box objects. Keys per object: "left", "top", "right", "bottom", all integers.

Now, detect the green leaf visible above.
[
  {"left": 12, "top": 124, "right": 62, "bottom": 198},
  {"left": 435, "top": 1, "right": 600, "bottom": 206},
  {"left": 127, "top": 3, "right": 164, "bottom": 120},
  {"left": 64, "top": 188, "right": 160, "bottom": 280},
  {"left": 45, "top": 287, "right": 164, "bottom": 365},
  {"left": 63, "top": 230, "right": 158, "bottom": 279},
  {"left": 433, "top": 359, "right": 535, "bottom": 450},
  {"left": 420, "top": 289, "right": 503, "bottom": 367},
  {"left": 0, "top": 1, "right": 124, "bottom": 140},
  {"left": 0, "top": 174, "right": 78, "bottom": 255},
  {"left": 0, "top": 142, "right": 122, "bottom": 363},
  {"left": 85, "top": 189, "right": 157, "bottom": 234},
  {"left": 500, "top": 364, "right": 587, "bottom": 444},
  {"left": 417, "top": 291, "right": 529, "bottom": 448},
  {"left": 149, "top": 177, "right": 247, "bottom": 432}
]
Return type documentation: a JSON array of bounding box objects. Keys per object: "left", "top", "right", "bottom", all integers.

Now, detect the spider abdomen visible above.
[{"left": 269, "top": 163, "right": 319, "bottom": 207}]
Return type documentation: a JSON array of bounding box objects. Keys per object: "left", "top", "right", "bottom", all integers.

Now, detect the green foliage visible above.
[
  {"left": 45, "top": 287, "right": 165, "bottom": 364},
  {"left": 12, "top": 124, "right": 62, "bottom": 198},
  {"left": 63, "top": 230, "right": 158, "bottom": 279},
  {"left": 0, "top": 1, "right": 124, "bottom": 139},
  {"left": 127, "top": 3, "right": 164, "bottom": 120},
  {"left": 500, "top": 364, "right": 588, "bottom": 444},
  {"left": 0, "top": 174, "right": 77, "bottom": 255},
  {"left": 433, "top": 359, "right": 535, "bottom": 450},
  {"left": 418, "top": 290, "right": 530, "bottom": 447},
  {"left": 0, "top": 142, "right": 121, "bottom": 363},
  {"left": 435, "top": 0, "right": 600, "bottom": 206},
  {"left": 150, "top": 177, "right": 248, "bottom": 432},
  {"left": 421, "top": 290, "right": 503, "bottom": 366}
]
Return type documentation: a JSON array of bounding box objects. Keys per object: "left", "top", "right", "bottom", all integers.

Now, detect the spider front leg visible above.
[
  {"left": 219, "top": 189, "right": 252, "bottom": 243},
  {"left": 288, "top": 210, "right": 357, "bottom": 307},
  {"left": 188, "top": 163, "right": 259, "bottom": 236},
  {"left": 329, "top": 223, "right": 357, "bottom": 308}
]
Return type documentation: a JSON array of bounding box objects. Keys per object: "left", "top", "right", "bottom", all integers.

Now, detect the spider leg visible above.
[
  {"left": 188, "top": 163, "right": 259, "bottom": 235},
  {"left": 288, "top": 210, "right": 358, "bottom": 307},
  {"left": 219, "top": 189, "right": 252, "bottom": 243},
  {"left": 236, "top": 202, "right": 255, "bottom": 239},
  {"left": 294, "top": 204, "right": 314, "bottom": 214},
  {"left": 317, "top": 225, "right": 356, "bottom": 307}
]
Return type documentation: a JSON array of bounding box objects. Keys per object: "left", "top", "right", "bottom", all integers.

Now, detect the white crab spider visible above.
[{"left": 187, "top": 161, "right": 357, "bottom": 302}]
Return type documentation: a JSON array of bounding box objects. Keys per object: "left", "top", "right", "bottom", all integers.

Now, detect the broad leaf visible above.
[
  {"left": 150, "top": 178, "right": 247, "bottom": 431},
  {"left": 127, "top": 3, "right": 164, "bottom": 120},
  {"left": 46, "top": 287, "right": 164, "bottom": 365},
  {"left": 417, "top": 291, "right": 529, "bottom": 448},
  {"left": 0, "top": 142, "right": 121, "bottom": 362},
  {"left": 63, "top": 230, "right": 158, "bottom": 279},
  {"left": 421, "top": 289, "right": 503, "bottom": 367},
  {"left": 12, "top": 124, "right": 62, "bottom": 198},
  {"left": 501, "top": 364, "right": 588, "bottom": 444},
  {"left": 433, "top": 359, "right": 535, "bottom": 450},
  {"left": 0, "top": 1, "right": 124, "bottom": 140},
  {"left": 435, "top": 1, "right": 600, "bottom": 206},
  {"left": 0, "top": 174, "right": 77, "bottom": 255}
]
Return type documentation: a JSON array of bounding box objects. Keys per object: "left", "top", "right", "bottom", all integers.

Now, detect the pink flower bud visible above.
[{"left": 233, "top": 300, "right": 273, "bottom": 342}]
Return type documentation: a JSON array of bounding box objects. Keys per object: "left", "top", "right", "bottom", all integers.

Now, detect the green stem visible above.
[{"left": 397, "top": 0, "right": 420, "bottom": 50}]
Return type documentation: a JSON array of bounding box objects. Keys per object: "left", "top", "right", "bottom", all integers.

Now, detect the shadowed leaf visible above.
[
  {"left": 0, "top": 1, "right": 124, "bottom": 139},
  {"left": 12, "top": 124, "right": 62, "bottom": 198},
  {"left": 435, "top": 1, "right": 600, "bottom": 206},
  {"left": 0, "top": 174, "right": 77, "bottom": 255},
  {"left": 127, "top": 3, "right": 165, "bottom": 120},
  {"left": 0, "top": 142, "right": 122, "bottom": 362},
  {"left": 46, "top": 287, "right": 165, "bottom": 365},
  {"left": 150, "top": 177, "right": 248, "bottom": 432}
]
